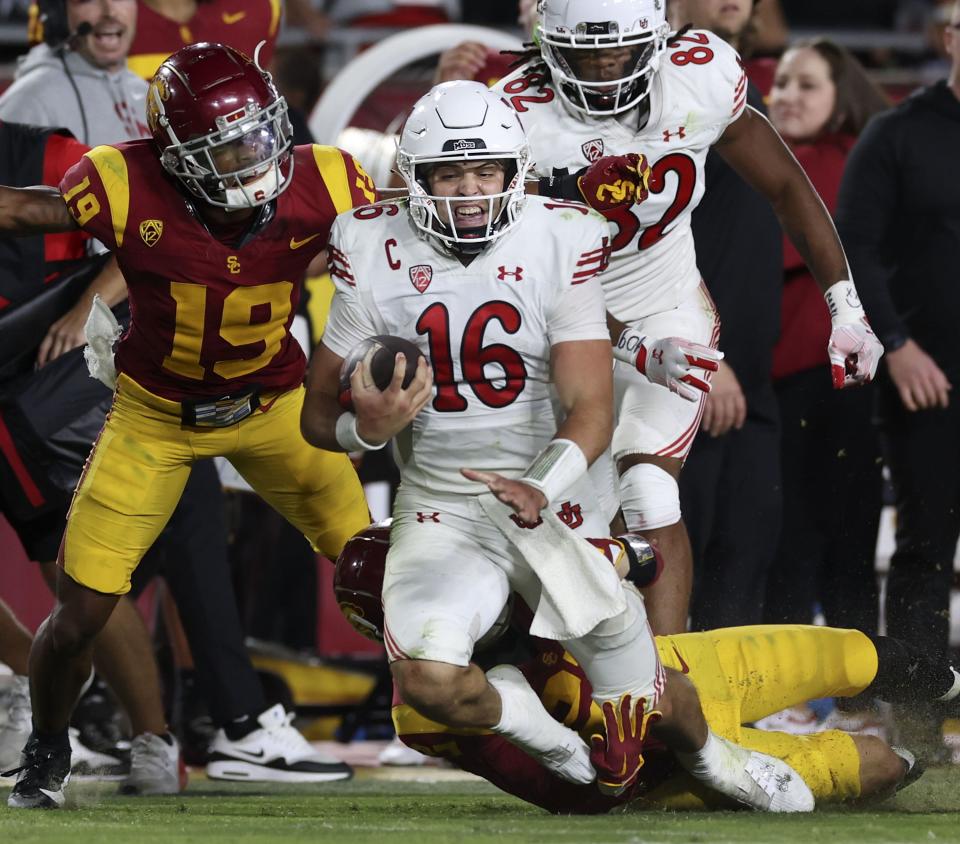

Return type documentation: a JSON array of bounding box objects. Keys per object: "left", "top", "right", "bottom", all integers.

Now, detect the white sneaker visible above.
[
  {"left": 486, "top": 665, "right": 595, "bottom": 786},
  {"left": 119, "top": 733, "right": 187, "bottom": 796},
  {"left": 0, "top": 676, "right": 31, "bottom": 772},
  {"left": 69, "top": 728, "right": 128, "bottom": 780},
  {"left": 378, "top": 735, "right": 430, "bottom": 767},
  {"left": 206, "top": 705, "right": 352, "bottom": 783}
]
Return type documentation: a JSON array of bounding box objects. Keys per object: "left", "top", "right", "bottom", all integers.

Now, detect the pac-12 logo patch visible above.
[
  {"left": 139, "top": 219, "right": 163, "bottom": 247},
  {"left": 409, "top": 264, "right": 433, "bottom": 293},
  {"left": 581, "top": 138, "right": 604, "bottom": 162}
]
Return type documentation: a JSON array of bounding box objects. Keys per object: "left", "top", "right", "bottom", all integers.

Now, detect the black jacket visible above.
[{"left": 836, "top": 81, "right": 960, "bottom": 374}]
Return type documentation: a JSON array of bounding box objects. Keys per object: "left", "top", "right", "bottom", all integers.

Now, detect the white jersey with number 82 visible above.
[{"left": 494, "top": 30, "right": 747, "bottom": 322}]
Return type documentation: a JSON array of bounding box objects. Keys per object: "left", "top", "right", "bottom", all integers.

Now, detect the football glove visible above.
[
  {"left": 589, "top": 694, "right": 660, "bottom": 797},
  {"left": 538, "top": 153, "right": 650, "bottom": 219},
  {"left": 615, "top": 329, "right": 723, "bottom": 402},
  {"left": 824, "top": 281, "right": 884, "bottom": 388}
]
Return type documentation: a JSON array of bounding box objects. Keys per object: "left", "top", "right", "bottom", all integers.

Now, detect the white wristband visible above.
[
  {"left": 335, "top": 412, "right": 386, "bottom": 453},
  {"left": 520, "top": 438, "right": 587, "bottom": 504},
  {"left": 614, "top": 327, "right": 646, "bottom": 369},
  {"left": 824, "top": 280, "right": 864, "bottom": 324}
]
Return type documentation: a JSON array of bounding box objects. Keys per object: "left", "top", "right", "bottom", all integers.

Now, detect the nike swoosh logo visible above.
[
  {"left": 290, "top": 233, "right": 321, "bottom": 250},
  {"left": 671, "top": 644, "right": 690, "bottom": 675},
  {"left": 226, "top": 748, "right": 266, "bottom": 760},
  {"left": 222, "top": 10, "right": 246, "bottom": 23}
]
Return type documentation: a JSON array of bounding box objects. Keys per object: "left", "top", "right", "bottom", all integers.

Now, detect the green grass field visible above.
[{"left": 2, "top": 767, "right": 960, "bottom": 844}]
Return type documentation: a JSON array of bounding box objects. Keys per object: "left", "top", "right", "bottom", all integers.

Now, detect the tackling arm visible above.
[{"left": 0, "top": 185, "right": 78, "bottom": 234}]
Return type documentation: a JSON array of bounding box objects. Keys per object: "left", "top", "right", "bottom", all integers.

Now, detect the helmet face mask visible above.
[
  {"left": 397, "top": 81, "right": 531, "bottom": 255},
  {"left": 539, "top": 0, "right": 670, "bottom": 116},
  {"left": 148, "top": 43, "right": 295, "bottom": 210}
]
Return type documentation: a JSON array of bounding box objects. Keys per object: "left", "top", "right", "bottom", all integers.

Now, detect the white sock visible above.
[
  {"left": 937, "top": 668, "right": 960, "bottom": 702},
  {"left": 674, "top": 728, "right": 727, "bottom": 780},
  {"left": 488, "top": 670, "right": 560, "bottom": 754}
]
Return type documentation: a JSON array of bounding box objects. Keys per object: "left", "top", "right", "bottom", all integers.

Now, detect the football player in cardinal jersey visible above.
[
  {"left": 335, "top": 526, "right": 944, "bottom": 813},
  {"left": 302, "top": 80, "right": 814, "bottom": 812},
  {"left": 0, "top": 43, "right": 374, "bottom": 808},
  {"left": 494, "top": 0, "right": 884, "bottom": 634}
]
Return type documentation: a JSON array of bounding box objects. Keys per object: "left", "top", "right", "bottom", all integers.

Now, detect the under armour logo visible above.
[
  {"left": 663, "top": 126, "right": 686, "bottom": 142},
  {"left": 556, "top": 501, "right": 583, "bottom": 530},
  {"left": 416, "top": 512, "right": 440, "bottom": 523},
  {"left": 497, "top": 266, "right": 523, "bottom": 281},
  {"left": 509, "top": 513, "right": 543, "bottom": 529}
]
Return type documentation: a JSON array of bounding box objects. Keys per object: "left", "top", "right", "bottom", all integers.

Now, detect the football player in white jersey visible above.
[
  {"left": 301, "top": 80, "right": 815, "bottom": 811},
  {"left": 493, "top": 0, "right": 884, "bottom": 634}
]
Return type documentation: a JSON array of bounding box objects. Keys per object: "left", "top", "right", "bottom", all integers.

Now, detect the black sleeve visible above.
[{"left": 835, "top": 113, "right": 908, "bottom": 348}]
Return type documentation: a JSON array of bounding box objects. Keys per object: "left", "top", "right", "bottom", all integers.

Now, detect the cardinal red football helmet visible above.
[
  {"left": 333, "top": 523, "right": 391, "bottom": 642},
  {"left": 147, "top": 42, "right": 294, "bottom": 209}
]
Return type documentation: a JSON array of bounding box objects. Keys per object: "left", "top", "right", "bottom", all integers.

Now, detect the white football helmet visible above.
[
  {"left": 538, "top": 0, "right": 670, "bottom": 116},
  {"left": 396, "top": 81, "right": 531, "bottom": 253}
]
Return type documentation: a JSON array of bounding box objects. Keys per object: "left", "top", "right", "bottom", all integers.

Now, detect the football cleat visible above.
[
  {"left": 5, "top": 733, "right": 71, "bottom": 809},
  {"left": 206, "top": 704, "right": 352, "bottom": 783},
  {"left": 378, "top": 735, "right": 431, "bottom": 767},
  {"left": 891, "top": 745, "right": 925, "bottom": 792},
  {"left": 118, "top": 733, "right": 187, "bottom": 796},
  {"left": 0, "top": 675, "right": 32, "bottom": 772}
]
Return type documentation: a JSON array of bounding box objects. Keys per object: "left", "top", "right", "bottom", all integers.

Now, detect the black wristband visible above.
[{"left": 537, "top": 167, "right": 586, "bottom": 202}]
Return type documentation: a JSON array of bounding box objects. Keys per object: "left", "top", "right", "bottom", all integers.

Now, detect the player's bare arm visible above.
[
  {"left": 0, "top": 185, "right": 78, "bottom": 234},
  {"left": 302, "top": 343, "right": 433, "bottom": 452},
  {"left": 714, "top": 106, "right": 848, "bottom": 292},
  {"left": 37, "top": 256, "right": 126, "bottom": 368},
  {"left": 716, "top": 105, "right": 883, "bottom": 387},
  {"left": 463, "top": 339, "right": 613, "bottom": 523}
]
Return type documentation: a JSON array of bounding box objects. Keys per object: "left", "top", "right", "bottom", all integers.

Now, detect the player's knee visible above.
[
  {"left": 45, "top": 606, "right": 101, "bottom": 656},
  {"left": 392, "top": 659, "right": 468, "bottom": 722},
  {"left": 853, "top": 735, "right": 906, "bottom": 799},
  {"left": 619, "top": 462, "right": 681, "bottom": 530}
]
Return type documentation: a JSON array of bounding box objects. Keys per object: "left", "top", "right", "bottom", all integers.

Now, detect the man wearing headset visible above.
[{"left": 0, "top": 0, "right": 147, "bottom": 146}]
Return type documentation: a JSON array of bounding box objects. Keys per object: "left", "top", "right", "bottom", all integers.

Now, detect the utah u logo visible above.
[
  {"left": 498, "top": 266, "right": 523, "bottom": 281},
  {"left": 651, "top": 348, "right": 664, "bottom": 366},
  {"left": 556, "top": 501, "right": 583, "bottom": 530},
  {"left": 226, "top": 256, "right": 241, "bottom": 274},
  {"left": 409, "top": 265, "right": 433, "bottom": 293},
  {"left": 663, "top": 126, "right": 686, "bottom": 142},
  {"left": 581, "top": 138, "right": 604, "bottom": 162},
  {"left": 416, "top": 512, "right": 440, "bottom": 523},
  {"left": 509, "top": 513, "right": 543, "bottom": 530}
]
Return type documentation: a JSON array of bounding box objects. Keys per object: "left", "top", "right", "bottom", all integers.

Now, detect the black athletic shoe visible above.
[{"left": 5, "top": 734, "right": 72, "bottom": 809}]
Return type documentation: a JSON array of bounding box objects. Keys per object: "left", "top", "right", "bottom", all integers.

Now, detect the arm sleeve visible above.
[
  {"left": 321, "top": 218, "right": 378, "bottom": 358},
  {"left": 834, "top": 113, "right": 906, "bottom": 345},
  {"left": 546, "top": 221, "right": 611, "bottom": 345}
]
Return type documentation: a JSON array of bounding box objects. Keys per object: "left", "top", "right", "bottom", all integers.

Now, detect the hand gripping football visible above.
[{"left": 338, "top": 335, "right": 425, "bottom": 410}]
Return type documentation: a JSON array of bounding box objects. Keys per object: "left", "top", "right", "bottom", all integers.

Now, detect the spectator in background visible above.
[
  {"left": 127, "top": 0, "right": 282, "bottom": 80},
  {"left": 836, "top": 0, "right": 960, "bottom": 758},
  {"left": 0, "top": 0, "right": 147, "bottom": 144},
  {"left": 668, "top": 0, "right": 784, "bottom": 631},
  {"left": 764, "top": 41, "right": 890, "bottom": 643},
  {"left": 326, "top": 0, "right": 457, "bottom": 27}
]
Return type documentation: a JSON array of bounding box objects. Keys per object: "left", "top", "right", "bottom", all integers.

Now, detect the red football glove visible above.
[
  {"left": 577, "top": 153, "right": 651, "bottom": 215},
  {"left": 589, "top": 694, "right": 660, "bottom": 797}
]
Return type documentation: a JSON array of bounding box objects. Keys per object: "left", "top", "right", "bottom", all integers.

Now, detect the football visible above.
[{"left": 338, "top": 335, "right": 425, "bottom": 410}]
